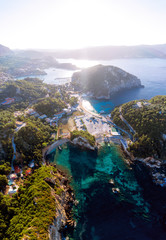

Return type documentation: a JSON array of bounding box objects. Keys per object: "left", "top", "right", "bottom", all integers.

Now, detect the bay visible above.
[
  {"left": 46, "top": 58, "right": 166, "bottom": 239},
  {"left": 49, "top": 143, "right": 166, "bottom": 240},
  {"left": 16, "top": 67, "right": 75, "bottom": 85}
]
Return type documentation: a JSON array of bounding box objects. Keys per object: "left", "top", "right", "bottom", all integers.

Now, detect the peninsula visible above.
[{"left": 71, "top": 64, "right": 142, "bottom": 99}]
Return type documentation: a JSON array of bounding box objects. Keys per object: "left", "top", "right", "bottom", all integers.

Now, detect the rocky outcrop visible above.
[
  {"left": 48, "top": 169, "right": 75, "bottom": 240},
  {"left": 71, "top": 136, "right": 96, "bottom": 151},
  {"left": 72, "top": 65, "right": 142, "bottom": 99},
  {"left": 134, "top": 157, "right": 166, "bottom": 187}
]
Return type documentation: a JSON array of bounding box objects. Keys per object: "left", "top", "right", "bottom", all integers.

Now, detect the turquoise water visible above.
[{"left": 49, "top": 143, "right": 166, "bottom": 240}]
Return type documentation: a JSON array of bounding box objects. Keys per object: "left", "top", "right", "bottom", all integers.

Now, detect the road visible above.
[
  {"left": 11, "top": 136, "right": 16, "bottom": 172},
  {"left": 11, "top": 123, "right": 26, "bottom": 173},
  {"left": 119, "top": 106, "right": 136, "bottom": 135}
]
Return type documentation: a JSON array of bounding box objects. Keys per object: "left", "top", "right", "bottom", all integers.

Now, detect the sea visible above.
[
  {"left": 57, "top": 58, "right": 166, "bottom": 113},
  {"left": 17, "top": 58, "right": 166, "bottom": 113},
  {"left": 22, "top": 58, "right": 166, "bottom": 239}
]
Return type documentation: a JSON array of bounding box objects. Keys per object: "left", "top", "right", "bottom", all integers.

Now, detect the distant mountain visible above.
[
  {"left": 13, "top": 44, "right": 166, "bottom": 60},
  {"left": 51, "top": 45, "right": 166, "bottom": 60},
  {"left": 72, "top": 65, "right": 141, "bottom": 99},
  {"left": 14, "top": 49, "right": 45, "bottom": 59},
  {"left": 0, "top": 44, "right": 13, "bottom": 56}
]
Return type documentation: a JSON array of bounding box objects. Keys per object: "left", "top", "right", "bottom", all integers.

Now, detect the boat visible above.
[
  {"left": 58, "top": 146, "right": 62, "bottom": 151},
  {"left": 100, "top": 110, "right": 105, "bottom": 114},
  {"left": 112, "top": 187, "right": 120, "bottom": 194},
  {"left": 109, "top": 179, "right": 115, "bottom": 185}
]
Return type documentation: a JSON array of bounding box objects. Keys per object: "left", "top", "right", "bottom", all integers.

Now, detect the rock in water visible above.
[{"left": 72, "top": 64, "right": 141, "bottom": 99}]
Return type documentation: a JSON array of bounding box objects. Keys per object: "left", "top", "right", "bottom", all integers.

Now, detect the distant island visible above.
[{"left": 71, "top": 64, "right": 142, "bottom": 99}]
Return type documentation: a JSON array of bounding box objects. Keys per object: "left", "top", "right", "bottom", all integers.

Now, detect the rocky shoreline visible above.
[
  {"left": 71, "top": 136, "right": 97, "bottom": 151},
  {"left": 48, "top": 166, "right": 76, "bottom": 240}
]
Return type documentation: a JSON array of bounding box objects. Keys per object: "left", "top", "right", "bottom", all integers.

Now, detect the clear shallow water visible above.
[{"left": 48, "top": 143, "right": 166, "bottom": 240}]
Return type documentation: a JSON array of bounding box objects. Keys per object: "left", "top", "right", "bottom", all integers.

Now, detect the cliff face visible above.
[
  {"left": 71, "top": 136, "right": 96, "bottom": 151},
  {"left": 72, "top": 65, "right": 141, "bottom": 99}
]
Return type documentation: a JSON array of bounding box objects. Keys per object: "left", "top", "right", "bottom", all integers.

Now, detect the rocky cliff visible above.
[
  {"left": 71, "top": 136, "right": 96, "bottom": 151},
  {"left": 72, "top": 65, "right": 141, "bottom": 99}
]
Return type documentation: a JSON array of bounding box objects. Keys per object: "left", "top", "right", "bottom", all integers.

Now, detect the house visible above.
[
  {"left": 39, "top": 114, "right": 47, "bottom": 119},
  {"left": 8, "top": 179, "right": 14, "bottom": 186},
  {"left": 33, "top": 112, "right": 40, "bottom": 118},
  {"left": 137, "top": 102, "right": 142, "bottom": 108},
  {"left": 1, "top": 98, "right": 15, "bottom": 105},
  {"left": 14, "top": 165, "right": 21, "bottom": 174},
  {"left": 8, "top": 185, "right": 18, "bottom": 194},
  {"left": 28, "top": 160, "right": 35, "bottom": 168},
  {"left": 45, "top": 118, "right": 51, "bottom": 123},
  {"left": 54, "top": 111, "right": 65, "bottom": 119},
  {"left": 25, "top": 168, "right": 32, "bottom": 177},
  {"left": 50, "top": 122, "right": 57, "bottom": 127},
  {"left": 9, "top": 173, "right": 17, "bottom": 180},
  {"left": 111, "top": 127, "right": 120, "bottom": 136},
  {"left": 25, "top": 108, "right": 36, "bottom": 115},
  {"left": 16, "top": 121, "right": 23, "bottom": 127},
  {"left": 14, "top": 111, "right": 22, "bottom": 117}
]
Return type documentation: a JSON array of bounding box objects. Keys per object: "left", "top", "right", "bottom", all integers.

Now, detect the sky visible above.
[{"left": 1, "top": 0, "right": 166, "bottom": 50}]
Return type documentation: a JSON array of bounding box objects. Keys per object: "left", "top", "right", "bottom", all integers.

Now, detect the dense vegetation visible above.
[
  {"left": 0, "top": 78, "right": 47, "bottom": 110},
  {"left": 15, "top": 117, "right": 56, "bottom": 165},
  {"left": 0, "top": 110, "right": 15, "bottom": 163},
  {"left": 0, "top": 165, "right": 67, "bottom": 240},
  {"left": 112, "top": 96, "right": 166, "bottom": 158},
  {"left": 34, "top": 97, "right": 66, "bottom": 117},
  {"left": 72, "top": 65, "right": 140, "bottom": 98},
  {"left": 71, "top": 130, "right": 95, "bottom": 147}
]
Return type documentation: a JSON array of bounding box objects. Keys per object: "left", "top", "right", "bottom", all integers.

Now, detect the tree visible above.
[{"left": 0, "top": 175, "right": 8, "bottom": 191}]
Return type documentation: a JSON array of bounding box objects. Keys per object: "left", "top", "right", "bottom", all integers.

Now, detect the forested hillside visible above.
[{"left": 112, "top": 96, "right": 166, "bottom": 158}]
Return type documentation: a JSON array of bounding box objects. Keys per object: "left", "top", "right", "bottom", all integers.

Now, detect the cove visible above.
[{"left": 49, "top": 143, "right": 166, "bottom": 240}]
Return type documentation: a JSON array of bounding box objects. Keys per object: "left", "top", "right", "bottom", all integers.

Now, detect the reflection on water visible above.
[{"left": 48, "top": 143, "right": 166, "bottom": 240}]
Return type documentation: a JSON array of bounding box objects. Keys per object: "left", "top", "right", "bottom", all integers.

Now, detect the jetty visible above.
[{"left": 46, "top": 139, "right": 69, "bottom": 155}]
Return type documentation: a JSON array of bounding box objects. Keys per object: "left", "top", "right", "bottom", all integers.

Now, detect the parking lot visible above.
[{"left": 74, "top": 114, "right": 112, "bottom": 136}]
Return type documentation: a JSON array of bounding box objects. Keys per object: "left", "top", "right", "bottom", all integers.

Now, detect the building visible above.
[
  {"left": 1, "top": 98, "right": 15, "bottom": 105},
  {"left": 16, "top": 121, "right": 23, "bottom": 127},
  {"left": 45, "top": 118, "right": 51, "bottom": 123},
  {"left": 111, "top": 127, "right": 120, "bottom": 136},
  {"left": 14, "top": 111, "right": 23, "bottom": 117},
  {"left": 25, "top": 108, "right": 36, "bottom": 116},
  {"left": 54, "top": 111, "right": 65, "bottom": 119},
  {"left": 39, "top": 114, "right": 47, "bottom": 119},
  {"left": 14, "top": 166, "right": 21, "bottom": 174}
]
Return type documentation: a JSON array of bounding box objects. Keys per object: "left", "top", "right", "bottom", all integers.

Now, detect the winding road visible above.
[{"left": 119, "top": 106, "right": 136, "bottom": 135}]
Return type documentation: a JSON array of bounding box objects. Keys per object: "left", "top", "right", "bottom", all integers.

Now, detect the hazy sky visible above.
[{"left": 1, "top": 0, "right": 166, "bottom": 49}]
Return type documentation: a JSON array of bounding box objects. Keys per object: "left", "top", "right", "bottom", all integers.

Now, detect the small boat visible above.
[
  {"left": 58, "top": 146, "right": 62, "bottom": 151},
  {"left": 112, "top": 187, "right": 120, "bottom": 194},
  {"left": 109, "top": 179, "right": 115, "bottom": 185},
  {"left": 100, "top": 110, "right": 105, "bottom": 114}
]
